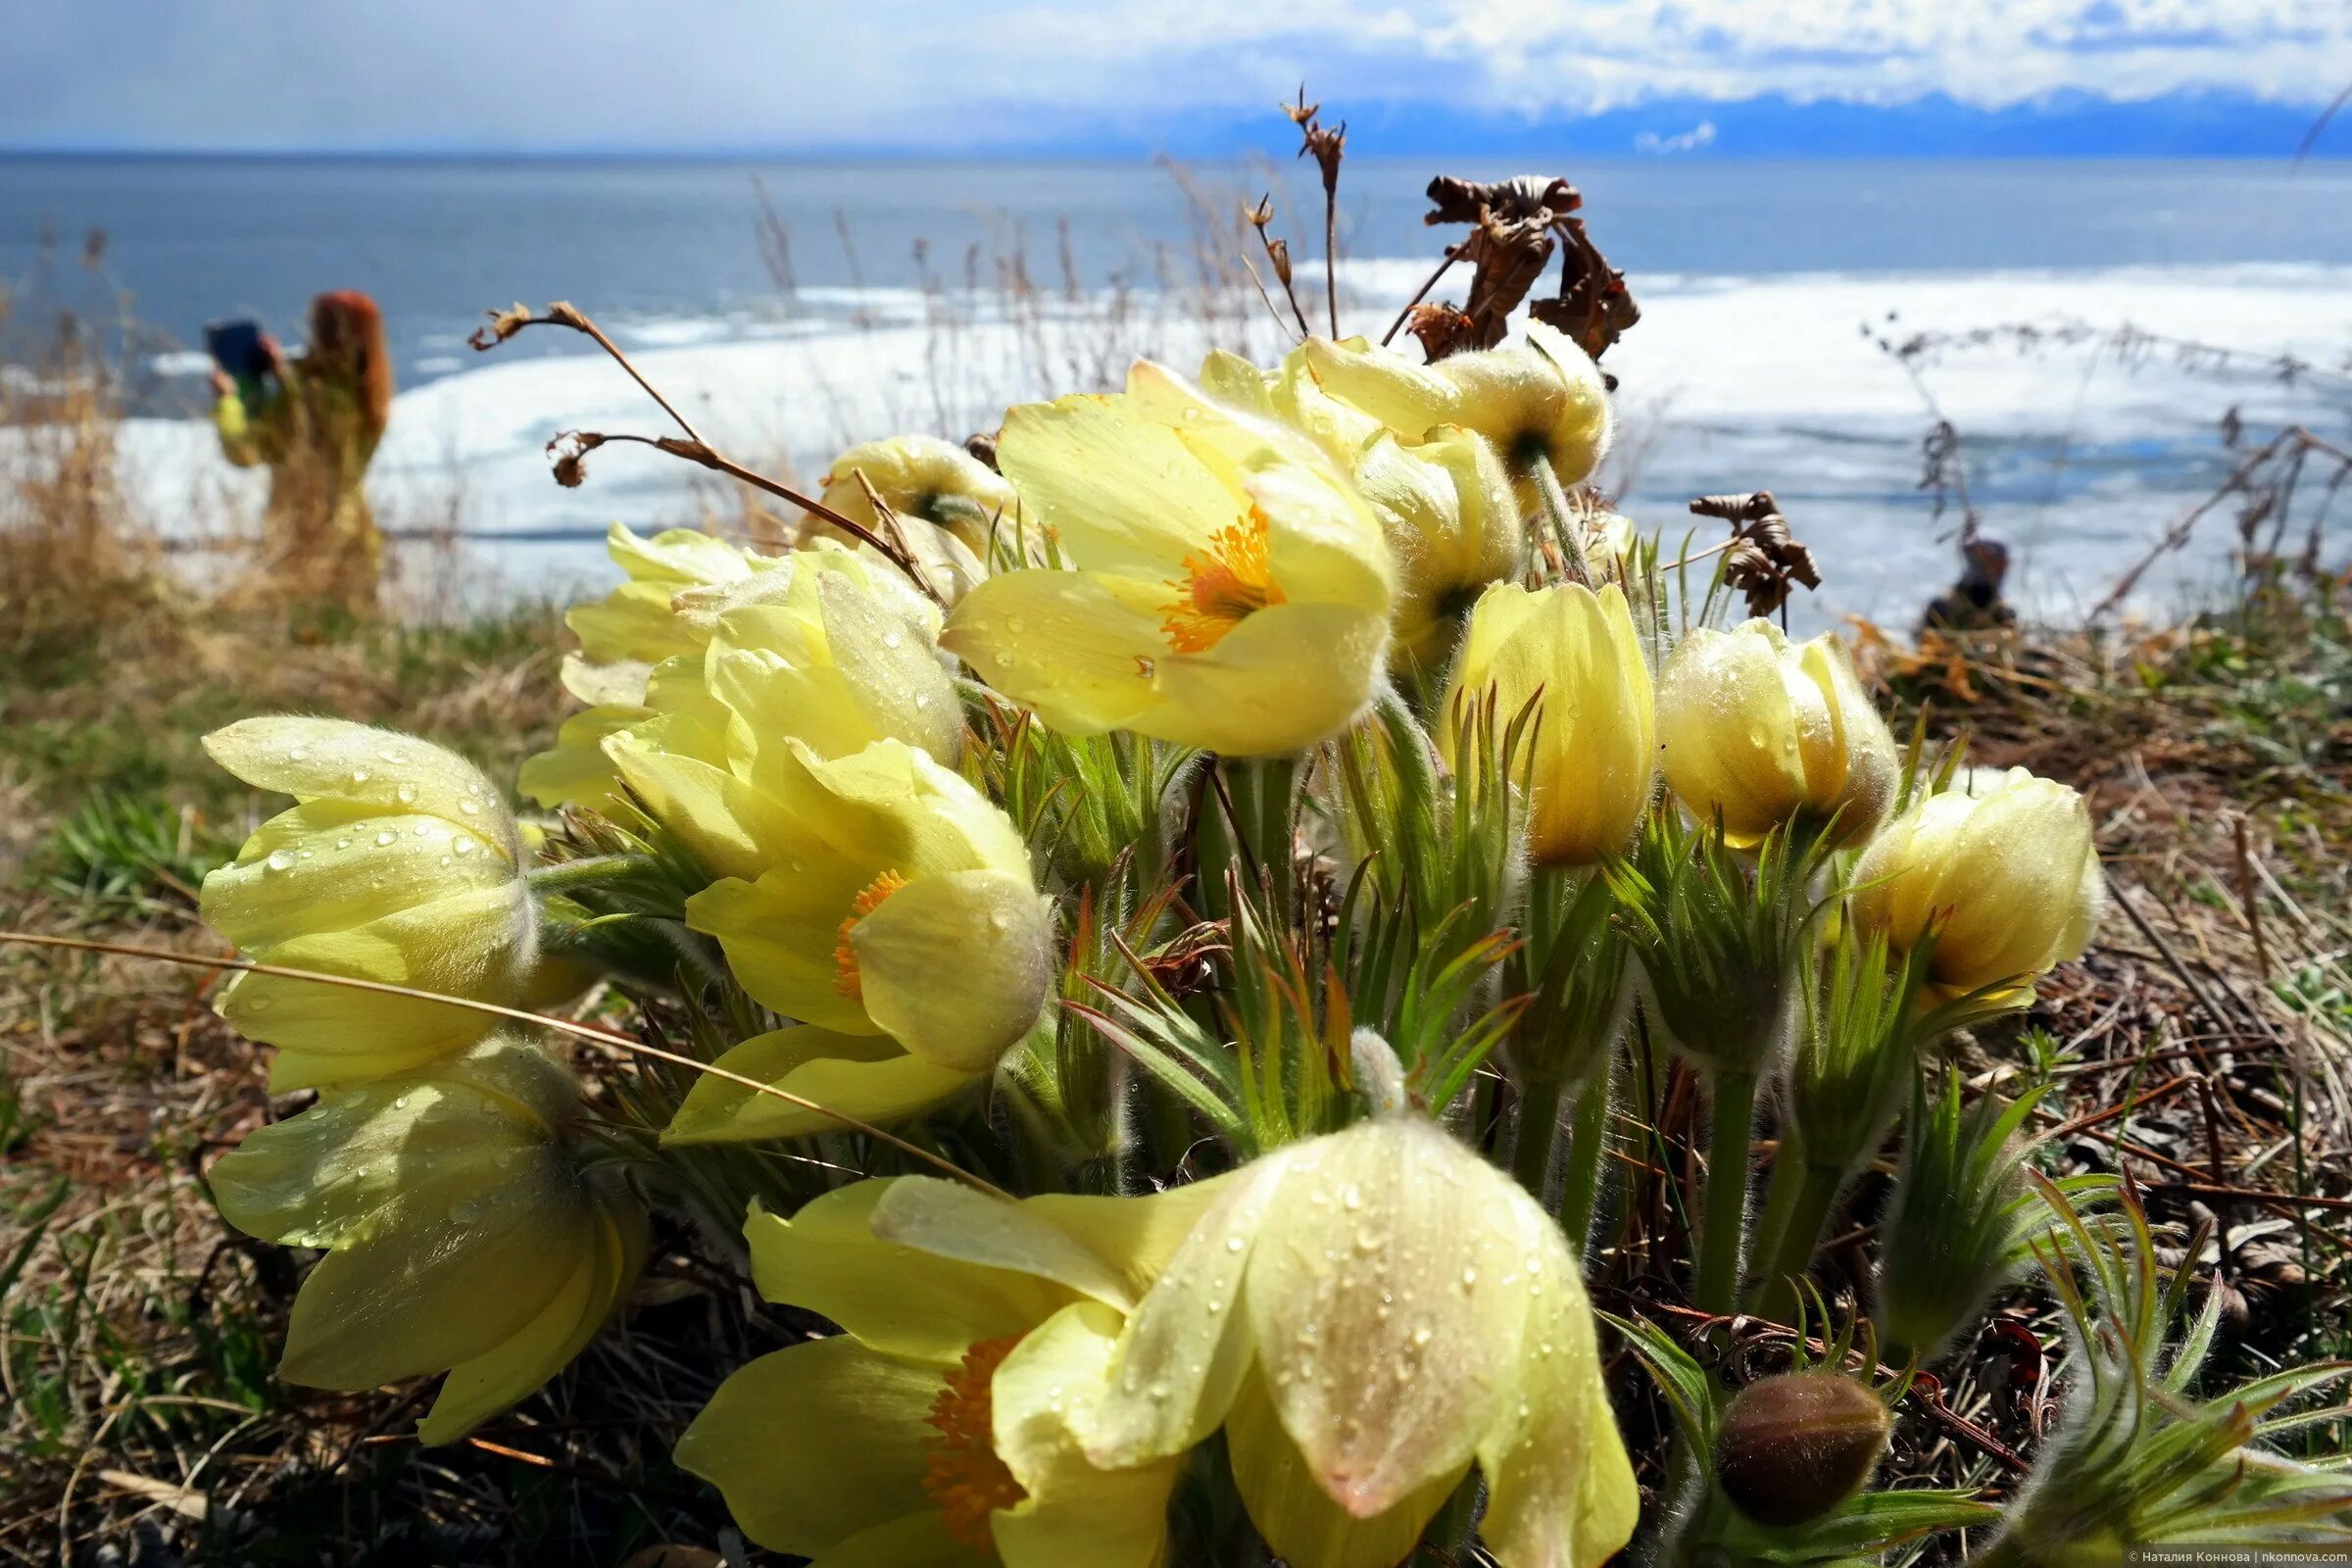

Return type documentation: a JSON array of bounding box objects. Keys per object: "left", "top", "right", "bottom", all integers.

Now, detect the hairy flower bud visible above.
[
  {"left": 1445, "top": 580, "right": 1656, "bottom": 865},
  {"left": 1299, "top": 322, "right": 1612, "bottom": 506},
  {"left": 1656, "top": 619, "right": 1897, "bottom": 847},
  {"left": 1850, "top": 766, "right": 2103, "bottom": 1001},
  {"left": 1714, "top": 1371, "right": 1892, "bottom": 1528},
  {"left": 199, "top": 717, "right": 535, "bottom": 1091}
]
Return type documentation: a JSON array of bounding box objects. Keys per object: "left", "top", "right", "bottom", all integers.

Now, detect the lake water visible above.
[{"left": 5, "top": 154, "right": 2351, "bottom": 627}]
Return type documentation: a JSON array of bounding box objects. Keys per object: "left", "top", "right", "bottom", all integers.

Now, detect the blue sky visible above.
[{"left": 6, "top": 0, "right": 2350, "bottom": 156}]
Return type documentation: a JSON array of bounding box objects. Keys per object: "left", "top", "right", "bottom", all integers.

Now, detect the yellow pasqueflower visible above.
[
  {"left": 207, "top": 1035, "right": 644, "bottom": 1445},
  {"left": 1443, "top": 582, "right": 1655, "bottom": 866},
  {"left": 815, "top": 435, "right": 1012, "bottom": 601},
  {"left": 1077, "top": 1114, "right": 1640, "bottom": 1568},
  {"left": 565, "top": 521, "right": 781, "bottom": 690},
  {"left": 200, "top": 717, "right": 536, "bottom": 1091},
  {"left": 1655, "top": 619, "right": 1898, "bottom": 848},
  {"left": 639, "top": 738, "right": 1054, "bottom": 1136},
  {"left": 678, "top": 1175, "right": 1220, "bottom": 1566},
  {"left": 521, "top": 538, "right": 947, "bottom": 814},
  {"left": 1200, "top": 349, "right": 1524, "bottom": 673},
  {"left": 1298, "top": 324, "right": 1612, "bottom": 508},
  {"left": 1345, "top": 427, "right": 1523, "bottom": 675},
  {"left": 1850, "top": 766, "right": 2103, "bottom": 1001},
  {"left": 939, "top": 366, "right": 1395, "bottom": 757}
]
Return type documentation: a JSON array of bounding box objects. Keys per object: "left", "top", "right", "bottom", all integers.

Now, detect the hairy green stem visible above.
[
  {"left": 1531, "top": 453, "right": 1594, "bottom": 587},
  {"left": 1511, "top": 1075, "right": 1566, "bottom": 1200},
  {"left": 1557, "top": 1068, "right": 1614, "bottom": 1256},
  {"left": 524, "top": 854, "right": 642, "bottom": 894},
  {"left": 1763, "top": 1160, "right": 1849, "bottom": 1295},
  {"left": 1695, "top": 1070, "right": 1759, "bottom": 1314}
]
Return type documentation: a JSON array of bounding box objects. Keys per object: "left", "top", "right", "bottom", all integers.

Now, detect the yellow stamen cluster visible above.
[
  {"left": 832, "top": 869, "right": 909, "bottom": 1000},
  {"left": 1162, "top": 510, "right": 1286, "bottom": 654},
  {"left": 921, "top": 1335, "right": 1029, "bottom": 1548}
]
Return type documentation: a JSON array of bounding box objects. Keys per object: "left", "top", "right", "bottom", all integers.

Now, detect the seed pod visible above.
[{"left": 1714, "top": 1370, "right": 1891, "bottom": 1528}]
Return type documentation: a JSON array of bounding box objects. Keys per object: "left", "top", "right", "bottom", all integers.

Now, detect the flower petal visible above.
[
  {"left": 673, "top": 1338, "right": 941, "bottom": 1558},
  {"left": 870, "top": 1180, "right": 1137, "bottom": 1312},
  {"left": 203, "top": 718, "right": 514, "bottom": 857},
  {"left": 1147, "top": 602, "right": 1390, "bottom": 756},
  {"left": 855, "top": 870, "right": 1053, "bottom": 1071},
  {"left": 942, "top": 569, "right": 1167, "bottom": 739},
  {"left": 685, "top": 873, "right": 878, "bottom": 1034},
  {"left": 745, "top": 1185, "right": 1079, "bottom": 1359},
  {"left": 995, "top": 392, "right": 1236, "bottom": 577},
  {"left": 606, "top": 738, "right": 817, "bottom": 885},
  {"left": 662, "top": 1027, "right": 973, "bottom": 1144},
  {"left": 417, "top": 1199, "right": 644, "bottom": 1446},
  {"left": 990, "top": 1300, "right": 1180, "bottom": 1568},
  {"left": 1242, "top": 1118, "right": 1522, "bottom": 1519},
  {"left": 1083, "top": 1160, "right": 1285, "bottom": 1468},
  {"left": 1472, "top": 1200, "right": 1641, "bottom": 1568},
  {"left": 1226, "top": 1365, "right": 1462, "bottom": 1568}
]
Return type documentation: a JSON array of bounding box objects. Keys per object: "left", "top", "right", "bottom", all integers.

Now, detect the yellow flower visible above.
[
  {"left": 207, "top": 1035, "right": 644, "bottom": 1445},
  {"left": 565, "top": 521, "right": 781, "bottom": 690},
  {"left": 1850, "top": 766, "right": 2103, "bottom": 1001},
  {"left": 643, "top": 739, "right": 1054, "bottom": 1135},
  {"left": 816, "top": 435, "right": 1011, "bottom": 601},
  {"left": 1443, "top": 582, "right": 1655, "bottom": 866},
  {"left": 522, "top": 538, "right": 947, "bottom": 814},
  {"left": 1200, "top": 348, "right": 1527, "bottom": 674},
  {"left": 1298, "top": 324, "right": 1612, "bottom": 508},
  {"left": 200, "top": 718, "right": 536, "bottom": 1091},
  {"left": 1077, "top": 1114, "right": 1640, "bottom": 1568},
  {"left": 940, "top": 366, "right": 1395, "bottom": 757},
  {"left": 1655, "top": 619, "right": 1898, "bottom": 848},
  {"left": 678, "top": 1175, "right": 1222, "bottom": 1565}
]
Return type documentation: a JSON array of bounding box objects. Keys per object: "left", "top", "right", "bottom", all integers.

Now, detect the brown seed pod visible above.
[{"left": 1714, "top": 1370, "right": 1892, "bottom": 1528}]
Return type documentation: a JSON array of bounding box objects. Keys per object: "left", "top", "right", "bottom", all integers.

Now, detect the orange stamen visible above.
[
  {"left": 921, "top": 1336, "right": 1029, "bottom": 1549},
  {"left": 832, "top": 869, "right": 909, "bottom": 1000},
  {"left": 1161, "top": 508, "right": 1287, "bottom": 655}
]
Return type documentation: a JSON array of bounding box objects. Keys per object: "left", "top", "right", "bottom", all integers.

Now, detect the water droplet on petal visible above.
[
  {"left": 265, "top": 850, "right": 295, "bottom": 872},
  {"left": 373, "top": 831, "right": 396, "bottom": 847}
]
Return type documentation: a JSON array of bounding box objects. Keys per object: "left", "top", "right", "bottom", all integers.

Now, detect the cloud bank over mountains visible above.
[{"left": 5, "top": 0, "right": 2348, "bottom": 154}]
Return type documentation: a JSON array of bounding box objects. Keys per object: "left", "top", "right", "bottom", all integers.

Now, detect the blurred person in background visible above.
[{"left": 210, "top": 290, "right": 392, "bottom": 613}]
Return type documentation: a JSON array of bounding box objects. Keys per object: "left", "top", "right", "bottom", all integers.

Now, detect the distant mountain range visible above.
[{"left": 804, "top": 88, "right": 2350, "bottom": 162}]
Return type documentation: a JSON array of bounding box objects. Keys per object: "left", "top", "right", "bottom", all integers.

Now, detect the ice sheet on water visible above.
[{"left": 50, "top": 262, "right": 2352, "bottom": 631}]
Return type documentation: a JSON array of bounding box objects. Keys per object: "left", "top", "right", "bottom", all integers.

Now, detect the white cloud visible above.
[{"left": 3, "top": 0, "right": 2347, "bottom": 150}]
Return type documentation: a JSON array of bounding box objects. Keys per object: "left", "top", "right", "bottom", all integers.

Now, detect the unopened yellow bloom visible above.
[
  {"left": 646, "top": 739, "right": 1054, "bottom": 1135},
  {"left": 1851, "top": 766, "right": 2103, "bottom": 1000},
  {"left": 522, "top": 536, "right": 947, "bottom": 814},
  {"left": 815, "top": 435, "right": 1011, "bottom": 601},
  {"left": 200, "top": 718, "right": 536, "bottom": 1091},
  {"left": 940, "top": 365, "right": 1394, "bottom": 757},
  {"left": 1298, "top": 324, "right": 1612, "bottom": 508},
  {"left": 1444, "top": 582, "right": 1655, "bottom": 866},
  {"left": 1078, "top": 1114, "right": 1639, "bottom": 1568},
  {"left": 208, "top": 1035, "right": 644, "bottom": 1445},
  {"left": 1655, "top": 619, "right": 1898, "bottom": 847},
  {"left": 1345, "top": 427, "right": 1523, "bottom": 674},
  {"left": 678, "top": 1175, "right": 1219, "bottom": 1565}
]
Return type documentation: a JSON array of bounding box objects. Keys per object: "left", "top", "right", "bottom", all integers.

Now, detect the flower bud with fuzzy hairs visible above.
[
  {"left": 1298, "top": 321, "right": 1612, "bottom": 509},
  {"left": 1850, "top": 765, "right": 2103, "bottom": 1003},
  {"left": 1656, "top": 618, "right": 1898, "bottom": 849},
  {"left": 1443, "top": 580, "right": 1656, "bottom": 867},
  {"left": 199, "top": 717, "right": 537, "bottom": 1091}
]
